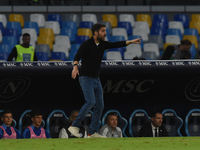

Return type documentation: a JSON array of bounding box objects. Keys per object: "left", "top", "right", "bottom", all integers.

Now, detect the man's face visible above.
[
  {"left": 96, "top": 27, "right": 107, "bottom": 41},
  {"left": 70, "top": 112, "right": 78, "bottom": 123},
  {"left": 31, "top": 115, "right": 43, "bottom": 127},
  {"left": 107, "top": 115, "right": 118, "bottom": 129},
  {"left": 22, "top": 36, "right": 30, "bottom": 46},
  {"left": 1, "top": 113, "right": 13, "bottom": 127},
  {"left": 151, "top": 113, "right": 163, "bottom": 127}
]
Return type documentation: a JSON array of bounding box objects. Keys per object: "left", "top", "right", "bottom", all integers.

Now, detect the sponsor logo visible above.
[
  {"left": 165, "top": 125, "right": 171, "bottom": 132},
  {"left": 191, "top": 113, "right": 200, "bottom": 116},
  {"left": 55, "top": 126, "right": 59, "bottom": 133},
  {"left": 37, "top": 62, "right": 51, "bottom": 67},
  {"left": 185, "top": 77, "right": 200, "bottom": 101},
  {"left": 172, "top": 61, "right": 184, "bottom": 66},
  {"left": 0, "top": 77, "right": 31, "bottom": 103},
  {"left": 105, "top": 62, "right": 118, "bottom": 66},
  {"left": 103, "top": 79, "right": 155, "bottom": 93},
  {"left": 53, "top": 114, "right": 63, "bottom": 117},
  {"left": 20, "top": 63, "right": 33, "bottom": 67},
  {"left": 135, "top": 113, "right": 145, "bottom": 117},
  {"left": 164, "top": 113, "right": 174, "bottom": 116},
  {"left": 3, "top": 63, "right": 16, "bottom": 67},
  {"left": 54, "top": 62, "right": 68, "bottom": 66},
  {"left": 139, "top": 62, "right": 151, "bottom": 66},
  {"left": 188, "top": 61, "right": 200, "bottom": 65},
  {"left": 155, "top": 62, "right": 168, "bottom": 66},
  {"left": 122, "top": 61, "right": 135, "bottom": 66},
  {"left": 86, "top": 113, "right": 92, "bottom": 117},
  {"left": 193, "top": 125, "right": 198, "bottom": 132},
  {"left": 137, "top": 126, "right": 142, "bottom": 132}
]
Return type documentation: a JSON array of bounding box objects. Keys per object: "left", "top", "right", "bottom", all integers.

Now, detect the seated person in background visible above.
[
  {"left": 0, "top": 110, "right": 21, "bottom": 139},
  {"left": 7, "top": 33, "right": 38, "bottom": 61},
  {"left": 59, "top": 110, "right": 87, "bottom": 138},
  {"left": 139, "top": 111, "right": 168, "bottom": 137},
  {"left": 98, "top": 112, "right": 123, "bottom": 138},
  {"left": 23, "top": 110, "right": 50, "bottom": 138},
  {"left": 161, "top": 39, "right": 192, "bottom": 60}
]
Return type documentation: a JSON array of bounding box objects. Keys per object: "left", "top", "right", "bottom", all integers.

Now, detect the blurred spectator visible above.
[
  {"left": 161, "top": 39, "right": 192, "bottom": 60},
  {"left": 98, "top": 112, "right": 123, "bottom": 138},
  {"left": 58, "top": 110, "right": 87, "bottom": 138}
]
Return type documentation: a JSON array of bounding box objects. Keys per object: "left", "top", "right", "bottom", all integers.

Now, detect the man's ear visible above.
[
  {"left": 31, "top": 117, "right": 34, "bottom": 122},
  {"left": 1, "top": 117, "right": 3, "bottom": 122},
  {"left": 94, "top": 31, "right": 98, "bottom": 36}
]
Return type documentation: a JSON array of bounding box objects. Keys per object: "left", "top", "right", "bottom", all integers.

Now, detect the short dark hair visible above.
[
  {"left": 69, "top": 110, "right": 79, "bottom": 123},
  {"left": 106, "top": 112, "right": 118, "bottom": 122},
  {"left": 151, "top": 111, "right": 162, "bottom": 118},
  {"left": 31, "top": 110, "right": 43, "bottom": 118},
  {"left": 1, "top": 110, "right": 12, "bottom": 117},
  {"left": 92, "top": 23, "right": 106, "bottom": 35},
  {"left": 23, "top": 33, "right": 30, "bottom": 38},
  {"left": 181, "top": 39, "right": 192, "bottom": 46}
]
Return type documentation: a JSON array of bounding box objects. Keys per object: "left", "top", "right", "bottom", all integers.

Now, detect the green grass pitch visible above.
[{"left": 1, "top": 137, "right": 200, "bottom": 150}]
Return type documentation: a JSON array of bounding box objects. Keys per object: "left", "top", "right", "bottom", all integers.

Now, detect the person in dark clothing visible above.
[
  {"left": 68, "top": 23, "right": 142, "bottom": 138},
  {"left": 58, "top": 110, "right": 87, "bottom": 138},
  {"left": 161, "top": 39, "right": 192, "bottom": 60},
  {"left": 139, "top": 111, "right": 168, "bottom": 137},
  {"left": 7, "top": 33, "right": 38, "bottom": 61}
]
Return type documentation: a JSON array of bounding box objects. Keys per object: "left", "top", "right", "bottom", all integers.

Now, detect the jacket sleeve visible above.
[
  {"left": 7, "top": 47, "right": 17, "bottom": 61},
  {"left": 104, "top": 41, "right": 127, "bottom": 49},
  {"left": 73, "top": 42, "right": 87, "bottom": 62}
]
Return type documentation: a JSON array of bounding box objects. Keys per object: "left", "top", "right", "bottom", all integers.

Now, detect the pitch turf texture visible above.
[{"left": 1, "top": 137, "right": 200, "bottom": 150}]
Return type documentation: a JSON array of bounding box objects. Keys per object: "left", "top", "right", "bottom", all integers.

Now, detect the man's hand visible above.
[
  {"left": 126, "top": 38, "right": 142, "bottom": 45},
  {"left": 71, "top": 66, "right": 79, "bottom": 79}
]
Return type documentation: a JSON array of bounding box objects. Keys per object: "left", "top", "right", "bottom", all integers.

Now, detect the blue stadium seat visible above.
[
  {"left": 0, "top": 22, "right": 5, "bottom": 35},
  {"left": 4, "top": 29, "right": 20, "bottom": 42},
  {"left": 3, "top": 36, "right": 18, "bottom": 50},
  {"left": 0, "top": 44, "right": 12, "bottom": 54},
  {"left": 129, "top": 109, "right": 151, "bottom": 137},
  {"left": 184, "top": 28, "right": 200, "bottom": 42},
  {"left": 0, "top": 52, "right": 9, "bottom": 61},
  {"left": 51, "top": 52, "right": 67, "bottom": 61},
  {"left": 76, "top": 35, "right": 89, "bottom": 44},
  {"left": 102, "top": 50, "right": 107, "bottom": 60},
  {"left": 19, "top": 110, "right": 45, "bottom": 134},
  {"left": 162, "top": 109, "right": 183, "bottom": 137},
  {"left": 24, "top": 21, "right": 39, "bottom": 35},
  {"left": 6, "top": 21, "right": 22, "bottom": 35},
  {"left": 81, "top": 111, "right": 101, "bottom": 132},
  {"left": 36, "top": 51, "right": 49, "bottom": 61},
  {"left": 117, "top": 21, "right": 132, "bottom": 35},
  {"left": 109, "top": 48, "right": 125, "bottom": 58},
  {"left": 152, "top": 14, "right": 168, "bottom": 28},
  {"left": 174, "top": 14, "right": 189, "bottom": 28},
  {"left": 128, "top": 35, "right": 143, "bottom": 49},
  {"left": 150, "top": 27, "right": 166, "bottom": 42},
  {"left": 167, "top": 28, "right": 182, "bottom": 40},
  {"left": 185, "top": 109, "right": 200, "bottom": 136},
  {"left": 60, "top": 28, "right": 76, "bottom": 43},
  {"left": 102, "top": 110, "right": 128, "bottom": 137},
  {"left": 47, "top": 14, "right": 63, "bottom": 27},
  {"left": 68, "top": 44, "right": 80, "bottom": 61},
  {"left": 110, "top": 35, "right": 125, "bottom": 42},
  {"left": 46, "top": 110, "right": 69, "bottom": 138},
  {"left": 79, "top": 21, "right": 93, "bottom": 29},
  {"left": 62, "top": 21, "right": 77, "bottom": 34},
  {"left": 190, "top": 44, "right": 196, "bottom": 59}
]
